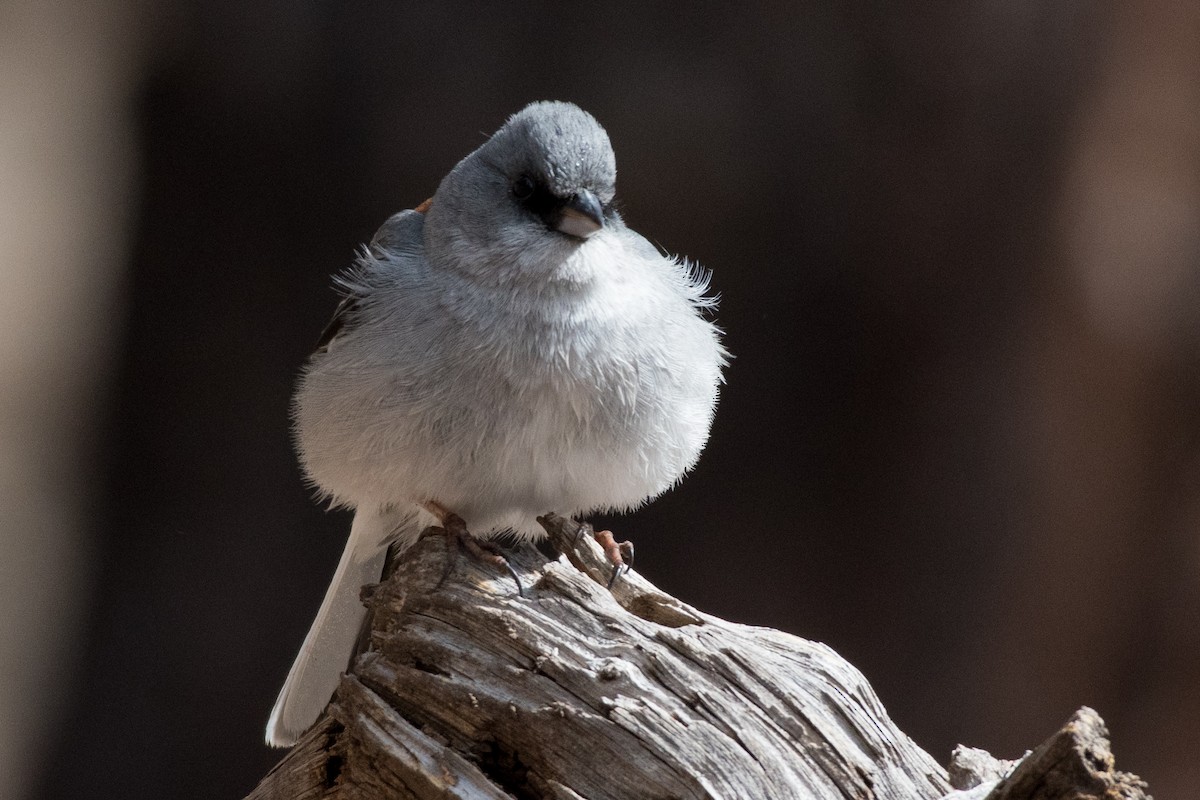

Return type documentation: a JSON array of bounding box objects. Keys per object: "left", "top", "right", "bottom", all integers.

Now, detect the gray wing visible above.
[
  {"left": 314, "top": 295, "right": 358, "bottom": 353},
  {"left": 314, "top": 209, "right": 427, "bottom": 353}
]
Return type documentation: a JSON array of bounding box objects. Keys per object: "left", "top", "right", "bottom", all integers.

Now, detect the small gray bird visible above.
[{"left": 266, "top": 101, "right": 726, "bottom": 747}]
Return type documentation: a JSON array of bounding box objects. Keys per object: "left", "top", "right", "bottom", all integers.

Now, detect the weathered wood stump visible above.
[{"left": 247, "top": 515, "right": 1150, "bottom": 799}]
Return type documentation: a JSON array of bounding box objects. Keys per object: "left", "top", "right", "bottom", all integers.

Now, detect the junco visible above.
[{"left": 266, "top": 101, "right": 726, "bottom": 747}]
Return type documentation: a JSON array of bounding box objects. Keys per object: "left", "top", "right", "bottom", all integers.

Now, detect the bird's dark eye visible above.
[{"left": 511, "top": 175, "right": 536, "bottom": 200}]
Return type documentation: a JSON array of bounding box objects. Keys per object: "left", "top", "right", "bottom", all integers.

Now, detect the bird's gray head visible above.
[{"left": 423, "top": 101, "right": 619, "bottom": 285}]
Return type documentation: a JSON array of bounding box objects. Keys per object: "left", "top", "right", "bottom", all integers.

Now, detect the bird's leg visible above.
[
  {"left": 571, "top": 520, "right": 635, "bottom": 589},
  {"left": 422, "top": 501, "right": 523, "bottom": 597},
  {"left": 594, "top": 529, "right": 635, "bottom": 589}
]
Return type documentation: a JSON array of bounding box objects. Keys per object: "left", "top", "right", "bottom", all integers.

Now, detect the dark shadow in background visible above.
[{"left": 35, "top": 3, "right": 1200, "bottom": 798}]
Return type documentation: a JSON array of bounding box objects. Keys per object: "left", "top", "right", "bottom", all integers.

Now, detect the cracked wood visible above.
[{"left": 249, "top": 515, "right": 954, "bottom": 799}]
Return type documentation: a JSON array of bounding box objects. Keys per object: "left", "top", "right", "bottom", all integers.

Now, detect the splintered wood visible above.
[{"left": 247, "top": 518, "right": 1148, "bottom": 800}]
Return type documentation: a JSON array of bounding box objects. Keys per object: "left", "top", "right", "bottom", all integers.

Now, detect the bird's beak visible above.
[{"left": 554, "top": 189, "right": 604, "bottom": 239}]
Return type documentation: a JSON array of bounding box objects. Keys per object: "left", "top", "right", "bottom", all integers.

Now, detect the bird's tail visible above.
[{"left": 265, "top": 508, "right": 411, "bottom": 747}]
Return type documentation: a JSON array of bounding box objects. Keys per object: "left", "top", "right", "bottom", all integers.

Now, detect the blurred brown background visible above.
[{"left": 3, "top": 2, "right": 1197, "bottom": 798}]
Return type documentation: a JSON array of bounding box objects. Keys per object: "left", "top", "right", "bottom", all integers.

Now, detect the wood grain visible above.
[{"left": 247, "top": 517, "right": 1147, "bottom": 799}]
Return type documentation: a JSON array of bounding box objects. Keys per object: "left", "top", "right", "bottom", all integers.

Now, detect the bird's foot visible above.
[
  {"left": 423, "top": 502, "right": 523, "bottom": 597},
  {"left": 570, "top": 520, "right": 634, "bottom": 589}
]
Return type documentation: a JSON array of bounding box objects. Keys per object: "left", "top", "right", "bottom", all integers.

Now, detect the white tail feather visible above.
[{"left": 265, "top": 509, "right": 405, "bottom": 747}]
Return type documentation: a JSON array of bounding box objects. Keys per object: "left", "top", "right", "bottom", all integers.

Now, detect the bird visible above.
[{"left": 265, "top": 101, "right": 727, "bottom": 747}]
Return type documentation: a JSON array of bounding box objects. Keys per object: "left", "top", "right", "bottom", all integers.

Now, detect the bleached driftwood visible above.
[{"left": 246, "top": 515, "right": 1148, "bottom": 799}]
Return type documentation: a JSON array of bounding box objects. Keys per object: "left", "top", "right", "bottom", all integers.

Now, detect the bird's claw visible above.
[
  {"left": 592, "top": 528, "right": 634, "bottom": 589},
  {"left": 536, "top": 513, "right": 634, "bottom": 591},
  {"left": 500, "top": 560, "right": 525, "bottom": 598},
  {"left": 428, "top": 509, "right": 524, "bottom": 598}
]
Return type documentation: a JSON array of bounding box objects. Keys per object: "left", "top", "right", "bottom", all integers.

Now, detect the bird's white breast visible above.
[{"left": 293, "top": 230, "right": 722, "bottom": 540}]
